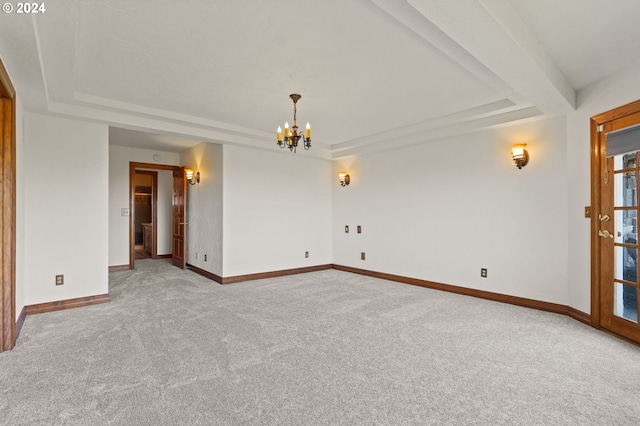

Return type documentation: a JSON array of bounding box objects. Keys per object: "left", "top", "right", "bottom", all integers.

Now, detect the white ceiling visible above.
[{"left": 1, "top": 0, "right": 640, "bottom": 159}]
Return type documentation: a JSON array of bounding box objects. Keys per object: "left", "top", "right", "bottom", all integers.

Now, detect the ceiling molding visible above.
[
  {"left": 47, "top": 100, "right": 333, "bottom": 159},
  {"left": 11, "top": 0, "right": 590, "bottom": 159},
  {"left": 332, "top": 105, "right": 543, "bottom": 159},
  {"left": 331, "top": 98, "right": 517, "bottom": 151}
]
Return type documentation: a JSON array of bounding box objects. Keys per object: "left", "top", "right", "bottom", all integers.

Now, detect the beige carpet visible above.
[{"left": 1, "top": 259, "right": 639, "bottom": 425}]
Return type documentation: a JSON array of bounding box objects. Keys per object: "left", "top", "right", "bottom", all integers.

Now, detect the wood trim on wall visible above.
[
  {"left": 333, "top": 264, "right": 589, "bottom": 321},
  {"left": 25, "top": 294, "right": 110, "bottom": 315},
  {"left": 108, "top": 265, "right": 131, "bottom": 273},
  {"left": 189, "top": 262, "right": 590, "bottom": 325},
  {"left": 186, "top": 263, "right": 334, "bottom": 285},
  {"left": 221, "top": 264, "right": 333, "bottom": 284},
  {"left": 567, "top": 306, "right": 591, "bottom": 326},
  {"left": 186, "top": 264, "right": 223, "bottom": 284},
  {"left": 0, "top": 56, "right": 16, "bottom": 352}
]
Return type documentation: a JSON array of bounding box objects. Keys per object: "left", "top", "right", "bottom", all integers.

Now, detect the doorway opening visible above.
[
  {"left": 133, "top": 170, "right": 157, "bottom": 260},
  {"left": 129, "top": 162, "right": 180, "bottom": 270}
]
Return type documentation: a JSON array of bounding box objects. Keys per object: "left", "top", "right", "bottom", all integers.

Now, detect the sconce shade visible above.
[
  {"left": 186, "top": 169, "right": 200, "bottom": 185},
  {"left": 511, "top": 144, "right": 529, "bottom": 169},
  {"left": 338, "top": 172, "right": 350, "bottom": 187}
]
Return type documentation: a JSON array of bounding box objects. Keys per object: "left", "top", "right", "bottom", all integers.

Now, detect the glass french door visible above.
[{"left": 599, "top": 113, "right": 640, "bottom": 342}]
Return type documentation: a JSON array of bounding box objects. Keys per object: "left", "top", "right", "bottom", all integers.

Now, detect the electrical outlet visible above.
[
  {"left": 481, "top": 268, "right": 487, "bottom": 278},
  {"left": 305, "top": 251, "right": 309, "bottom": 258},
  {"left": 345, "top": 225, "right": 349, "bottom": 233},
  {"left": 121, "top": 208, "right": 130, "bottom": 216},
  {"left": 55, "top": 274, "right": 64, "bottom": 286},
  {"left": 361, "top": 252, "right": 366, "bottom": 260},
  {"left": 357, "top": 225, "right": 362, "bottom": 234},
  {"left": 204, "top": 254, "right": 207, "bottom": 261}
]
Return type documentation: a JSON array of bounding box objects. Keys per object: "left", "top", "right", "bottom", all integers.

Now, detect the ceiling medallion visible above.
[{"left": 277, "top": 94, "right": 311, "bottom": 153}]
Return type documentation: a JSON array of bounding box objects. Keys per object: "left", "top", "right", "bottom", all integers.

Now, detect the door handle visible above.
[
  {"left": 599, "top": 214, "right": 611, "bottom": 222},
  {"left": 598, "top": 230, "right": 614, "bottom": 238}
]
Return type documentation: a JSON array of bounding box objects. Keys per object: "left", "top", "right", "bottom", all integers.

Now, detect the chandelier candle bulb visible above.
[
  {"left": 306, "top": 122, "right": 311, "bottom": 139},
  {"left": 284, "top": 122, "right": 290, "bottom": 138},
  {"left": 277, "top": 127, "right": 282, "bottom": 142}
]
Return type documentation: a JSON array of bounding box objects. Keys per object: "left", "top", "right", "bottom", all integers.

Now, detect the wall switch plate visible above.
[
  {"left": 345, "top": 226, "right": 349, "bottom": 233},
  {"left": 196, "top": 253, "right": 199, "bottom": 260},
  {"left": 361, "top": 252, "right": 366, "bottom": 260},
  {"left": 585, "top": 206, "right": 591, "bottom": 218},
  {"left": 357, "top": 225, "right": 362, "bottom": 234},
  {"left": 121, "top": 208, "right": 130, "bottom": 216},
  {"left": 481, "top": 268, "right": 487, "bottom": 278},
  {"left": 55, "top": 274, "right": 64, "bottom": 286},
  {"left": 305, "top": 251, "right": 309, "bottom": 258}
]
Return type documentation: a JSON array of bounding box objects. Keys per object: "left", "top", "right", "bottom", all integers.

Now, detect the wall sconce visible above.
[
  {"left": 186, "top": 169, "right": 200, "bottom": 185},
  {"left": 511, "top": 144, "right": 529, "bottom": 169},
  {"left": 338, "top": 172, "right": 350, "bottom": 187}
]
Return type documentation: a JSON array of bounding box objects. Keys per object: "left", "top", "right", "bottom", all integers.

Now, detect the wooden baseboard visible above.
[
  {"left": 567, "top": 306, "right": 591, "bottom": 325},
  {"left": 332, "top": 264, "right": 590, "bottom": 321},
  {"left": 116, "top": 261, "right": 592, "bottom": 326},
  {"left": 156, "top": 254, "right": 172, "bottom": 259},
  {"left": 221, "top": 264, "right": 333, "bottom": 284},
  {"left": 25, "top": 294, "right": 110, "bottom": 315},
  {"left": 187, "top": 264, "right": 223, "bottom": 284},
  {"left": 15, "top": 307, "right": 26, "bottom": 338},
  {"left": 108, "top": 264, "right": 131, "bottom": 272}
]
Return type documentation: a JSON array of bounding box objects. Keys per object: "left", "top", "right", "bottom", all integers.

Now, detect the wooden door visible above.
[
  {"left": 172, "top": 167, "right": 187, "bottom": 269},
  {"left": 593, "top": 104, "right": 640, "bottom": 342}
]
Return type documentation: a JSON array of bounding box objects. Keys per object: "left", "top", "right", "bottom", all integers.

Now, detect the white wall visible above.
[
  {"left": 566, "top": 61, "right": 640, "bottom": 314},
  {"left": 15, "top": 97, "right": 24, "bottom": 318},
  {"left": 223, "top": 145, "right": 332, "bottom": 277},
  {"left": 333, "top": 116, "right": 569, "bottom": 305},
  {"left": 23, "top": 113, "right": 109, "bottom": 304},
  {"left": 181, "top": 142, "right": 223, "bottom": 276},
  {"left": 108, "top": 144, "right": 180, "bottom": 266}
]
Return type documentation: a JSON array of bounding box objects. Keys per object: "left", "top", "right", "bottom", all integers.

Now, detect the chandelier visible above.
[{"left": 277, "top": 94, "right": 311, "bottom": 152}]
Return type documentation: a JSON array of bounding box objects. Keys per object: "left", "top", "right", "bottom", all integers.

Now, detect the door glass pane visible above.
[
  {"left": 615, "top": 246, "right": 637, "bottom": 283},
  {"left": 614, "top": 152, "right": 637, "bottom": 171},
  {"left": 615, "top": 210, "right": 637, "bottom": 244},
  {"left": 614, "top": 171, "right": 637, "bottom": 207},
  {"left": 615, "top": 282, "right": 638, "bottom": 323}
]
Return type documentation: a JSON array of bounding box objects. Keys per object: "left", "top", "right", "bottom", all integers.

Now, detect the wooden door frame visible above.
[
  {"left": 0, "top": 57, "right": 16, "bottom": 352},
  {"left": 129, "top": 162, "right": 179, "bottom": 270},
  {"left": 590, "top": 99, "right": 640, "bottom": 329}
]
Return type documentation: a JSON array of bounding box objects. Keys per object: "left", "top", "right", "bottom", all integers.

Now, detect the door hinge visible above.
[{"left": 597, "top": 124, "right": 605, "bottom": 132}]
